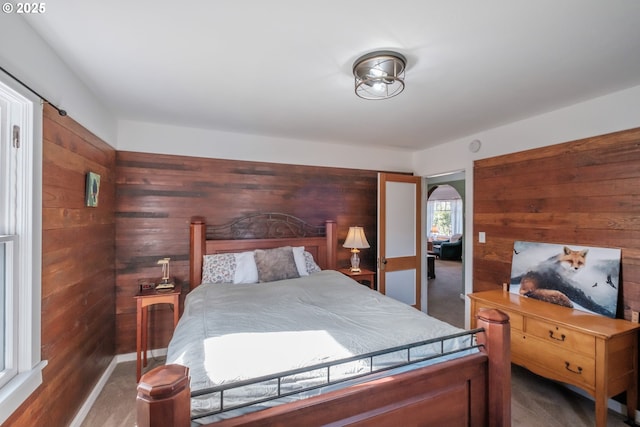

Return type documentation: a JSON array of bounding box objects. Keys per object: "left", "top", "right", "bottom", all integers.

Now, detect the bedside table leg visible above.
[
  {"left": 173, "top": 295, "right": 180, "bottom": 327},
  {"left": 136, "top": 300, "right": 143, "bottom": 382},
  {"left": 142, "top": 306, "right": 148, "bottom": 367}
]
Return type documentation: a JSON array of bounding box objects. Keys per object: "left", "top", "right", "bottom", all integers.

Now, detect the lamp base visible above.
[
  {"left": 155, "top": 279, "right": 175, "bottom": 291},
  {"left": 350, "top": 249, "right": 361, "bottom": 273}
]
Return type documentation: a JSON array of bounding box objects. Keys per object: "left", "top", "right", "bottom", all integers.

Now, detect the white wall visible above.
[
  {"left": 412, "top": 84, "right": 640, "bottom": 326},
  {"left": 0, "top": 15, "right": 117, "bottom": 145},
  {"left": 412, "top": 84, "right": 640, "bottom": 176},
  {"left": 118, "top": 120, "right": 413, "bottom": 171}
]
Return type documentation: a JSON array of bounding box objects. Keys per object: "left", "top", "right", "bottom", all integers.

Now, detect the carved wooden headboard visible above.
[{"left": 189, "top": 213, "right": 337, "bottom": 290}]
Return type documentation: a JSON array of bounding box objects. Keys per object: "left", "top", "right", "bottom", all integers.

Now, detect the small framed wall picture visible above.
[{"left": 85, "top": 172, "right": 101, "bottom": 207}]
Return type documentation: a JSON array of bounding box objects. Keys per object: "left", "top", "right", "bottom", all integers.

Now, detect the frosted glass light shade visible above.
[{"left": 353, "top": 51, "right": 406, "bottom": 100}]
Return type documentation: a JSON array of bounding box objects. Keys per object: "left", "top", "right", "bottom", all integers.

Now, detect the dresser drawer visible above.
[
  {"left": 473, "top": 303, "right": 524, "bottom": 331},
  {"left": 525, "top": 317, "right": 595, "bottom": 355},
  {"left": 512, "top": 333, "right": 595, "bottom": 389}
]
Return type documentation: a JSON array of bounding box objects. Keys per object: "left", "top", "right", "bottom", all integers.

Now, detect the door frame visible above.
[{"left": 423, "top": 171, "right": 466, "bottom": 316}]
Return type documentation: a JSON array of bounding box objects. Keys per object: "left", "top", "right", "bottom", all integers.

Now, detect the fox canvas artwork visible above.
[{"left": 510, "top": 241, "right": 621, "bottom": 318}]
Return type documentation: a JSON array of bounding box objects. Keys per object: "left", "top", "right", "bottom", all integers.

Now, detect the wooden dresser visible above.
[{"left": 469, "top": 289, "right": 640, "bottom": 427}]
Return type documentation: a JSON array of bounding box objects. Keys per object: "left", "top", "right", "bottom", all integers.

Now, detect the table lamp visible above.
[
  {"left": 155, "top": 257, "right": 175, "bottom": 291},
  {"left": 343, "top": 226, "right": 370, "bottom": 272}
]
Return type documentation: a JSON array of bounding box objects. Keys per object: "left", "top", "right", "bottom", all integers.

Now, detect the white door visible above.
[{"left": 377, "top": 173, "right": 422, "bottom": 309}]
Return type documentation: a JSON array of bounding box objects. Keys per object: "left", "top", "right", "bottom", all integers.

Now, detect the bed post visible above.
[
  {"left": 476, "top": 308, "right": 511, "bottom": 427},
  {"left": 190, "top": 216, "right": 206, "bottom": 290},
  {"left": 325, "top": 220, "right": 337, "bottom": 270},
  {"left": 137, "top": 364, "right": 191, "bottom": 427}
]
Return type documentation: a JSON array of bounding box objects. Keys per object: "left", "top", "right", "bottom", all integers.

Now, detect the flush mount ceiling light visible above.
[{"left": 353, "top": 50, "right": 406, "bottom": 100}]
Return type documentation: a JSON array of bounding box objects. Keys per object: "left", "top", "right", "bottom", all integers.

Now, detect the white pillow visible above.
[
  {"left": 292, "top": 246, "right": 309, "bottom": 276},
  {"left": 233, "top": 251, "right": 259, "bottom": 284}
]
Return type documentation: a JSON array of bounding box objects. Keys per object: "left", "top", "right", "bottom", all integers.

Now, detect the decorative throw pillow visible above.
[
  {"left": 201, "top": 253, "right": 236, "bottom": 284},
  {"left": 303, "top": 251, "right": 321, "bottom": 274},
  {"left": 254, "top": 246, "right": 300, "bottom": 282}
]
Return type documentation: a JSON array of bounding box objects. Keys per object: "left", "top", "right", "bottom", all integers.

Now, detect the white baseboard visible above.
[
  {"left": 68, "top": 356, "right": 118, "bottom": 427},
  {"left": 69, "top": 348, "right": 168, "bottom": 427}
]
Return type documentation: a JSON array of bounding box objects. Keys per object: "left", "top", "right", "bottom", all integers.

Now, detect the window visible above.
[
  {"left": 0, "top": 78, "right": 45, "bottom": 425},
  {"left": 427, "top": 185, "right": 463, "bottom": 239},
  {"left": 431, "top": 200, "right": 453, "bottom": 236}
]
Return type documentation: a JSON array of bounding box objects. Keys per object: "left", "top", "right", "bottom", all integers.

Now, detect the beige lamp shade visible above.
[
  {"left": 343, "top": 227, "right": 369, "bottom": 272},
  {"left": 343, "top": 227, "right": 370, "bottom": 249}
]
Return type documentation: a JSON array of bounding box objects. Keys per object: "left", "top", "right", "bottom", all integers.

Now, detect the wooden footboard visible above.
[{"left": 137, "top": 308, "right": 510, "bottom": 427}]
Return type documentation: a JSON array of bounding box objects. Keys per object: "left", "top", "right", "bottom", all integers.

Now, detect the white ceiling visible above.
[{"left": 23, "top": 1, "right": 640, "bottom": 151}]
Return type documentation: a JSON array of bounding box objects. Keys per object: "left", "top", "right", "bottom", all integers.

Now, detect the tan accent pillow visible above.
[{"left": 254, "top": 246, "right": 300, "bottom": 282}]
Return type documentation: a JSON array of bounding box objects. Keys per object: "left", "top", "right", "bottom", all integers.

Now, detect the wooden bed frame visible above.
[{"left": 137, "top": 214, "right": 512, "bottom": 427}]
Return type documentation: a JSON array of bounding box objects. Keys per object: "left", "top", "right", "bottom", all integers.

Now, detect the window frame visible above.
[
  {"left": 0, "top": 77, "right": 46, "bottom": 425},
  {"left": 0, "top": 235, "right": 18, "bottom": 389}
]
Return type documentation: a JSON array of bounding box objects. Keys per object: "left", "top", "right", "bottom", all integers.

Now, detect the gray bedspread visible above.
[{"left": 166, "top": 269, "right": 471, "bottom": 421}]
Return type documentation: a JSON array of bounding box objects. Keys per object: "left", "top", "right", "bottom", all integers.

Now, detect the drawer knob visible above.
[
  {"left": 549, "top": 330, "right": 566, "bottom": 342},
  {"left": 565, "top": 362, "right": 583, "bottom": 375}
]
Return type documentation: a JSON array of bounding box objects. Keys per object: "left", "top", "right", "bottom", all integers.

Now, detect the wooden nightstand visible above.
[
  {"left": 338, "top": 268, "right": 376, "bottom": 289},
  {"left": 134, "top": 286, "right": 181, "bottom": 381}
]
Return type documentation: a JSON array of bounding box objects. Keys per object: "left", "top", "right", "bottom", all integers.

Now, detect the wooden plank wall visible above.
[
  {"left": 115, "top": 151, "right": 380, "bottom": 353},
  {"left": 5, "top": 106, "right": 116, "bottom": 426},
  {"left": 473, "top": 127, "right": 640, "bottom": 321}
]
